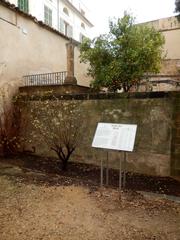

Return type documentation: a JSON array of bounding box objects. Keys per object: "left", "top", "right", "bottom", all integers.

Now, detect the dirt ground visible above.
[
  {"left": 1, "top": 155, "right": 180, "bottom": 196},
  {"left": 0, "top": 161, "right": 180, "bottom": 240}
]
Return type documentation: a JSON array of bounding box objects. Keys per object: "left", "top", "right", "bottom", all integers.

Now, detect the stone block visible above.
[{"left": 171, "top": 168, "right": 180, "bottom": 176}]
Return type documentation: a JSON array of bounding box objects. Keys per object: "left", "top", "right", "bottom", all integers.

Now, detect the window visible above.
[
  {"left": 79, "top": 33, "right": 86, "bottom": 42},
  {"left": 59, "top": 18, "right": 73, "bottom": 38},
  {"left": 18, "top": 0, "right": 29, "bottom": 13},
  {"left": 81, "top": 22, "right": 85, "bottom": 29},
  {"left": 63, "top": 7, "right": 69, "bottom": 16},
  {"left": 44, "top": 5, "right": 52, "bottom": 27},
  {"left": 80, "top": 9, "right": 85, "bottom": 16}
]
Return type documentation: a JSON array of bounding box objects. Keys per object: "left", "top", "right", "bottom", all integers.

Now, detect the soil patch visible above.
[{"left": 0, "top": 155, "right": 180, "bottom": 196}]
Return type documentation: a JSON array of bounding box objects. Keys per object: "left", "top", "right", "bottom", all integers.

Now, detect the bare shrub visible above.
[
  {"left": 30, "top": 97, "right": 84, "bottom": 171},
  {"left": 0, "top": 97, "right": 23, "bottom": 157}
]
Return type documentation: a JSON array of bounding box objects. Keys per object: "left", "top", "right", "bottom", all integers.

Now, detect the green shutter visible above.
[
  {"left": 18, "top": 0, "right": 29, "bottom": 13},
  {"left": 67, "top": 25, "right": 73, "bottom": 38},
  {"left": 60, "top": 18, "right": 65, "bottom": 33},
  {"left": 44, "top": 5, "right": 52, "bottom": 27}
]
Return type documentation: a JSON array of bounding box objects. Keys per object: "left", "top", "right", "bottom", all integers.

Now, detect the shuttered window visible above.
[
  {"left": 67, "top": 25, "right": 73, "bottom": 38},
  {"left": 18, "top": 0, "right": 29, "bottom": 13},
  {"left": 44, "top": 5, "right": 52, "bottom": 27},
  {"left": 79, "top": 33, "right": 85, "bottom": 42},
  {"left": 59, "top": 18, "right": 73, "bottom": 38}
]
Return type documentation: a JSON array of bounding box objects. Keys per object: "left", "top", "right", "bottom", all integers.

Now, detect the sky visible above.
[{"left": 82, "top": 0, "right": 176, "bottom": 38}]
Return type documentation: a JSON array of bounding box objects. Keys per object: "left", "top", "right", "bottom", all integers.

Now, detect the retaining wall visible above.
[{"left": 18, "top": 91, "right": 180, "bottom": 176}]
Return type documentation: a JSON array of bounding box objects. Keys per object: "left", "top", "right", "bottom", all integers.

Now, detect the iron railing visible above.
[{"left": 23, "top": 71, "right": 67, "bottom": 86}]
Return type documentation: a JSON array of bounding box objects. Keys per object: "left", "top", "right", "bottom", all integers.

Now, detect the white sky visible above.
[{"left": 82, "top": 0, "right": 176, "bottom": 38}]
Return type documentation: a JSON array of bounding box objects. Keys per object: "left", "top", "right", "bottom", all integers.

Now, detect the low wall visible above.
[{"left": 18, "top": 91, "right": 180, "bottom": 177}]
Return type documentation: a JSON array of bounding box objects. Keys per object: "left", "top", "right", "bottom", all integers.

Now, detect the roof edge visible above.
[{"left": 0, "top": 0, "right": 73, "bottom": 41}]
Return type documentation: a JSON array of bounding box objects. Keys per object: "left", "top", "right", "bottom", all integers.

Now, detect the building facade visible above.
[
  {"left": 137, "top": 16, "right": 180, "bottom": 92},
  {"left": 0, "top": 0, "right": 92, "bottom": 102},
  {"left": 8, "top": 0, "right": 93, "bottom": 42}
]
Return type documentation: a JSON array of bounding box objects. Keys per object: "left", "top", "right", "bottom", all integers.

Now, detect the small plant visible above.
[
  {"left": 0, "top": 97, "right": 23, "bottom": 157},
  {"left": 30, "top": 97, "right": 84, "bottom": 171}
]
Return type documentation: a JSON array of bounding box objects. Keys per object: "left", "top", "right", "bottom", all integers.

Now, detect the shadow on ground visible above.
[{"left": 0, "top": 155, "right": 180, "bottom": 196}]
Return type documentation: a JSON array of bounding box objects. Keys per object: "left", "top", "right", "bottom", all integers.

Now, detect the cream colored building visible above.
[
  {"left": 138, "top": 16, "right": 180, "bottom": 92},
  {"left": 8, "top": 0, "right": 93, "bottom": 42},
  {"left": 140, "top": 16, "right": 180, "bottom": 74},
  {"left": 0, "top": 0, "right": 91, "bottom": 100}
]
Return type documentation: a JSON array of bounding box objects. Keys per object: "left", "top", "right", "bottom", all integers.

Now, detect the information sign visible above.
[{"left": 92, "top": 123, "right": 137, "bottom": 152}]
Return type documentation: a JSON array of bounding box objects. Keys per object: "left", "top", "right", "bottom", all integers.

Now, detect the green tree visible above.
[
  {"left": 175, "top": 0, "right": 180, "bottom": 20},
  {"left": 80, "top": 14, "right": 165, "bottom": 92},
  {"left": 175, "top": 0, "right": 180, "bottom": 14}
]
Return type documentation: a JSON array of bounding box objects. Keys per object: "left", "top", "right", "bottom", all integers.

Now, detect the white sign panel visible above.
[{"left": 92, "top": 123, "right": 137, "bottom": 152}]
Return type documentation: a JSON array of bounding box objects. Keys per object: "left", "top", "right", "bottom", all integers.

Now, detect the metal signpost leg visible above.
[
  {"left": 119, "top": 154, "right": 122, "bottom": 199},
  {"left": 106, "top": 151, "right": 109, "bottom": 186},
  {"left": 123, "top": 152, "right": 126, "bottom": 188},
  {"left": 100, "top": 158, "right": 104, "bottom": 191}
]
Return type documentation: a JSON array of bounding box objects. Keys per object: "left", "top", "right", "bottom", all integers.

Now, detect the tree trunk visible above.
[{"left": 61, "top": 159, "right": 68, "bottom": 171}]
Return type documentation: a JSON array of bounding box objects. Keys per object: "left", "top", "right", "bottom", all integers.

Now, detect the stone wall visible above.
[
  {"left": 18, "top": 91, "right": 180, "bottom": 177},
  {"left": 171, "top": 96, "right": 180, "bottom": 176},
  {"left": 140, "top": 16, "right": 180, "bottom": 76},
  {"left": 161, "top": 59, "right": 180, "bottom": 75}
]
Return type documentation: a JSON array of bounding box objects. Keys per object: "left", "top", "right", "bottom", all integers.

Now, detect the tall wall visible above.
[
  {"left": 171, "top": 96, "right": 180, "bottom": 176},
  {"left": 0, "top": 2, "right": 91, "bottom": 99},
  {"left": 161, "top": 29, "right": 180, "bottom": 75},
  {"left": 18, "top": 91, "right": 180, "bottom": 177},
  {"left": 140, "top": 16, "right": 180, "bottom": 75},
  {"left": 163, "top": 28, "right": 180, "bottom": 60}
]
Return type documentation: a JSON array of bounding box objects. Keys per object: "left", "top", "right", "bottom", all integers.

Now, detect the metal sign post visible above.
[
  {"left": 106, "top": 151, "right": 109, "bottom": 186},
  {"left": 92, "top": 123, "right": 137, "bottom": 197},
  {"left": 100, "top": 158, "right": 103, "bottom": 188},
  {"left": 119, "top": 156, "right": 122, "bottom": 198},
  {"left": 123, "top": 152, "right": 127, "bottom": 188}
]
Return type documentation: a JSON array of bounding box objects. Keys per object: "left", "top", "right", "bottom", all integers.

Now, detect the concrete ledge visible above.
[
  {"left": 18, "top": 89, "right": 180, "bottom": 101},
  {"left": 19, "top": 84, "right": 92, "bottom": 97}
]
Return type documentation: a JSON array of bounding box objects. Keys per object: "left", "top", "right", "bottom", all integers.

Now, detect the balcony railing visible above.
[{"left": 23, "top": 71, "right": 67, "bottom": 86}]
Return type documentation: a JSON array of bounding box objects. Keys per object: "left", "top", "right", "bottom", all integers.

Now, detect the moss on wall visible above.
[{"left": 17, "top": 91, "right": 180, "bottom": 176}]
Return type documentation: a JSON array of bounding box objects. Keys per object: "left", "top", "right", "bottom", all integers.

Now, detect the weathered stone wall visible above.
[
  {"left": 161, "top": 59, "right": 180, "bottom": 75},
  {"left": 171, "top": 96, "right": 180, "bottom": 176},
  {"left": 18, "top": 91, "right": 180, "bottom": 177}
]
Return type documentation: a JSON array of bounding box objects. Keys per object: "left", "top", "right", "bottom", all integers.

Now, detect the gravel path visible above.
[{"left": 0, "top": 163, "right": 180, "bottom": 240}]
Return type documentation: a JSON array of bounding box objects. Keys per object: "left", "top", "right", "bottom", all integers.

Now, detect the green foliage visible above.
[
  {"left": 80, "top": 14, "right": 165, "bottom": 92},
  {"left": 30, "top": 98, "right": 84, "bottom": 171},
  {"left": 175, "top": 0, "right": 180, "bottom": 13},
  {"left": 175, "top": 0, "right": 180, "bottom": 21}
]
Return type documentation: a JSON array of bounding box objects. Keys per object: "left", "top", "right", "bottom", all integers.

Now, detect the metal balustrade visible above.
[{"left": 23, "top": 71, "right": 67, "bottom": 86}]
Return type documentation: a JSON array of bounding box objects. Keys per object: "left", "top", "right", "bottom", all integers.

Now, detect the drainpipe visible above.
[{"left": 57, "top": 0, "right": 60, "bottom": 30}]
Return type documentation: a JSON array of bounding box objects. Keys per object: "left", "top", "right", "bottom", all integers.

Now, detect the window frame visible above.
[
  {"left": 44, "top": 5, "right": 53, "bottom": 27},
  {"left": 59, "top": 18, "right": 73, "bottom": 38},
  {"left": 18, "top": 0, "right": 29, "bottom": 13},
  {"left": 63, "top": 7, "right": 69, "bottom": 16}
]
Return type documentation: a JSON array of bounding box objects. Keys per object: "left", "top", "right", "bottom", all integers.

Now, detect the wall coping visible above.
[{"left": 16, "top": 90, "right": 180, "bottom": 102}]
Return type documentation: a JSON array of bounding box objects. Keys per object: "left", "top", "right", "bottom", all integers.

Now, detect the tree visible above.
[
  {"left": 175, "top": 0, "right": 180, "bottom": 21},
  {"left": 80, "top": 14, "right": 165, "bottom": 92},
  {"left": 175, "top": 0, "right": 180, "bottom": 14},
  {"left": 30, "top": 98, "right": 84, "bottom": 171},
  {"left": 0, "top": 94, "right": 24, "bottom": 157}
]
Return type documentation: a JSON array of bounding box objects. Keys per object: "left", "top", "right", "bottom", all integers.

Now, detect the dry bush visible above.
[
  {"left": 30, "top": 97, "right": 85, "bottom": 170},
  {"left": 0, "top": 92, "right": 27, "bottom": 157}
]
